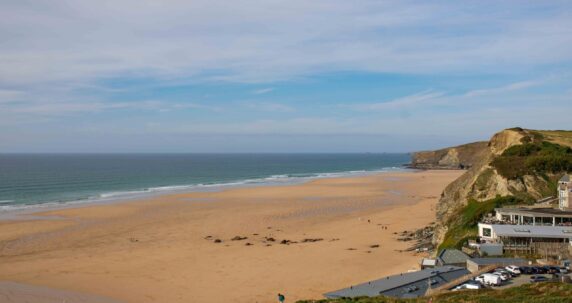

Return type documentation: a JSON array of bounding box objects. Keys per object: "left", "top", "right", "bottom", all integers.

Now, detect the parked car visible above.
[
  {"left": 519, "top": 266, "right": 534, "bottom": 275},
  {"left": 475, "top": 274, "right": 502, "bottom": 286},
  {"left": 495, "top": 268, "right": 516, "bottom": 278},
  {"left": 528, "top": 266, "right": 539, "bottom": 274},
  {"left": 452, "top": 283, "right": 483, "bottom": 291},
  {"left": 533, "top": 266, "right": 547, "bottom": 274},
  {"left": 548, "top": 266, "right": 561, "bottom": 274},
  {"left": 559, "top": 267, "right": 569, "bottom": 274},
  {"left": 561, "top": 260, "right": 570, "bottom": 271},
  {"left": 530, "top": 275, "right": 549, "bottom": 283},
  {"left": 505, "top": 265, "right": 521, "bottom": 275},
  {"left": 491, "top": 271, "right": 510, "bottom": 281},
  {"left": 465, "top": 280, "right": 483, "bottom": 286}
]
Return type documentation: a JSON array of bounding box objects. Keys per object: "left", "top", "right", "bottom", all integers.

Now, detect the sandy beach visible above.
[{"left": 0, "top": 170, "right": 462, "bottom": 303}]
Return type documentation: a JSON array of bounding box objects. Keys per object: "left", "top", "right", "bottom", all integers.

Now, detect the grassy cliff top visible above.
[{"left": 536, "top": 130, "right": 572, "bottom": 148}]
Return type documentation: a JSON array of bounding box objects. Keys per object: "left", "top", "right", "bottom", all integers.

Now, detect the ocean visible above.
[{"left": 0, "top": 153, "right": 411, "bottom": 212}]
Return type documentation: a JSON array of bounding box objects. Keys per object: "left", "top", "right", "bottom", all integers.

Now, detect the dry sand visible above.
[{"left": 0, "top": 170, "right": 462, "bottom": 303}]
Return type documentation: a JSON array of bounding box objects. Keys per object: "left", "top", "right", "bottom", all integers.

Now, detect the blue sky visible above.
[{"left": 1, "top": 1, "right": 572, "bottom": 152}]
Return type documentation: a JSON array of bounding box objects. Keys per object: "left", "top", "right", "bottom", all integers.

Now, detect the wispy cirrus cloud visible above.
[
  {"left": 347, "top": 79, "right": 548, "bottom": 112},
  {"left": 1, "top": 100, "right": 220, "bottom": 116},
  {"left": 0, "top": 89, "right": 25, "bottom": 103},
  {"left": 346, "top": 90, "right": 446, "bottom": 111},
  {"left": 241, "top": 101, "right": 294, "bottom": 112},
  {"left": 463, "top": 80, "right": 543, "bottom": 98},
  {"left": 252, "top": 88, "right": 274, "bottom": 95}
]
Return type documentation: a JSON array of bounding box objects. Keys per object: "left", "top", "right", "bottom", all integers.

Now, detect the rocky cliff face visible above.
[
  {"left": 421, "top": 129, "right": 561, "bottom": 245},
  {"left": 411, "top": 141, "right": 489, "bottom": 169}
]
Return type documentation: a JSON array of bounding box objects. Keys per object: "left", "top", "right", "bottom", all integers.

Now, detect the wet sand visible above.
[{"left": 0, "top": 170, "right": 462, "bottom": 303}]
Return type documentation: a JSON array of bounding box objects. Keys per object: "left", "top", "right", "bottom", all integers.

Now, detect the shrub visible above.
[{"left": 492, "top": 141, "right": 572, "bottom": 179}]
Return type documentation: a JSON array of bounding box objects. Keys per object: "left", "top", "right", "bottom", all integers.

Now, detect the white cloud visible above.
[
  {"left": 0, "top": 89, "right": 25, "bottom": 103},
  {"left": 1, "top": 1, "right": 572, "bottom": 152},
  {"left": 252, "top": 88, "right": 274, "bottom": 95},
  {"left": 463, "top": 80, "right": 542, "bottom": 98},
  {"left": 0, "top": 100, "right": 219, "bottom": 116},
  {"left": 348, "top": 90, "right": 446, "bottom": 111},
  {"left": 347, "top": 79, "right": 549, "bottom": 112},
  {"left": 1, "top": 1, "right": 571, "bottom": 87},
  {"left": 242, "top": 101, "right": 294, "bottom": 112}
]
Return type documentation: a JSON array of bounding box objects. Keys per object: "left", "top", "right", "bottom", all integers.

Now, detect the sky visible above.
[{"left": 1, "top": 0, "right": 572, "bottom": 153}]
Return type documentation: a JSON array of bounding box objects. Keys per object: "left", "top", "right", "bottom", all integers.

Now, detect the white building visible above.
[
  {"left": 479, "top": 223, "right": 572, "bottom": 243},
  {"left": 559, "top": 174, "right": 572, "bottom": 210},
  {"left": 478, "top": 205, "right": 572, "bottom": 257},
  {"left": 490, "top": 207, "right": 572, "bottom": 226},
  {"left": 474, "top": 173, "right": 572, "bottom": 258}
]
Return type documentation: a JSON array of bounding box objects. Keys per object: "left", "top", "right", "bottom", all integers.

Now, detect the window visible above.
[
  {"left": 514, "top": 228, "right": 530, "bottom": 233},
  {"left": 483, "top": 228, "right": 492, "bottom": 237}
]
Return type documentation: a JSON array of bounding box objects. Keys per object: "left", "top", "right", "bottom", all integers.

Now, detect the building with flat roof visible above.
[
  {"left": 490, "top": 207, "right": 572, "bottom": 226},
  {"left": 477, "top": 198, "right": 572, "bottom": 258},
  {"left": 478, "top": 223, "right": 572, "bottom": 256},
  {"left": 559, "top": 174, "right": 572, "bottom": 210},
  {"left": 420, "top": 258, "right": 437, "bottom": 269},
  {"left": 324, "top": 266, "right": 470, "bottom": 299}
]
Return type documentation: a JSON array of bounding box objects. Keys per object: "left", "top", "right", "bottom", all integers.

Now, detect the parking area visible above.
[
  {"left": 451, "top": 265, "right": 572, "bottom": 292},
  {"left": 497, "top": 274, "right": 544, "bottom": 289},
  {"left": 497, "top": 272, "right": 572, "bottom": 289}
]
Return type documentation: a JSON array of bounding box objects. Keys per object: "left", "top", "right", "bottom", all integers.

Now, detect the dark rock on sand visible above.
[
  {"left": 301, "top": 238, "right": 323, "bottom": 243},
  {"left": 280, "top": 239, "right": 297, "bottom": 245},
  {"left": 231, "top": 236, "right": 248, "bottom": 241}
]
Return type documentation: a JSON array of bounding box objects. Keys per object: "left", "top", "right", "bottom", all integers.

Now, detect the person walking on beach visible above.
[{"left": 278, "top": 293, "right": 285, "bottom": 303}]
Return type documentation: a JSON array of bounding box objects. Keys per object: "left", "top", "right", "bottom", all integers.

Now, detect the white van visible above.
[{"left": 475, "top": 273, "right": 502, "bottom": 286}]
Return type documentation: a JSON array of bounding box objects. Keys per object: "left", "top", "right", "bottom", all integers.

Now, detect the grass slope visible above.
[{"left": 298, "top": 283, "right": 572, "bottom": 303}]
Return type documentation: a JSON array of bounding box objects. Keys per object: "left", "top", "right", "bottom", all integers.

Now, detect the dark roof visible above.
[
  {"left": 437, "top": 249, "right": 471, "bottom": 265},
  {"left": 495, "top": 207, "right": 572, "bottom": 217},
  {"left": 324, "top": 266, "right": 470, "bottom": 299},
  {"left": 467, "top": 258, "right": 527, "bottom": 266}
]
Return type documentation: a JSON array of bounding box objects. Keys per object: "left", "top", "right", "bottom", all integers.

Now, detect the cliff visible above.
[
  {"left": 418, "top": 128, "right": 572, "bottom": 247},
  {"left": 411, "top": 141, "right": 489, "bottom": 169}
]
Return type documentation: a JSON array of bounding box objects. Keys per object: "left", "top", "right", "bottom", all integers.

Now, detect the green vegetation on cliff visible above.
[
  {"left": 439, "top": 196, "right": 525, "bottom": 250},
  {"left": 297, "top": 283, "right": 572, "bottom": 303},
  {"left": 492, "top": 140, "right": 572, "bottom": 180}
]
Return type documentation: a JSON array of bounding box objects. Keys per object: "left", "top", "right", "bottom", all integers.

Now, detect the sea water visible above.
[{"left": 0, "top": 153, "right": 411, "bottom": 211}]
